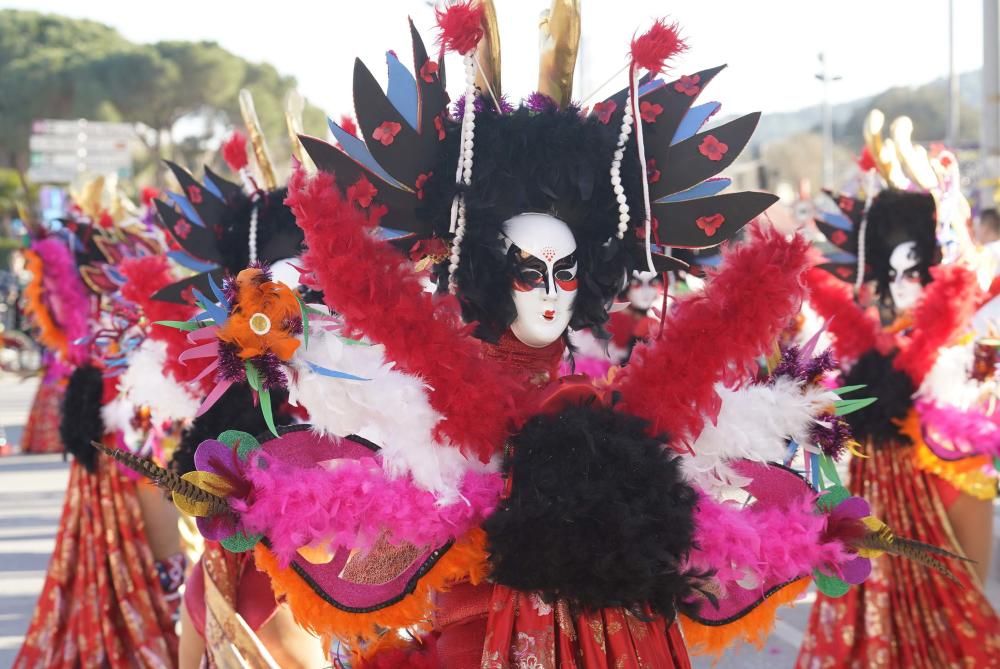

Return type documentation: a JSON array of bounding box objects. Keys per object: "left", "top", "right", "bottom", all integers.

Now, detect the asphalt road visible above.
[{"left": 0, "top": 374, "right": 997, "bottom": 668}]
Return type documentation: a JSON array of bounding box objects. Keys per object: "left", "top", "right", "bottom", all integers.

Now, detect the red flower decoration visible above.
[
  {"left": 373, "top": 121, "right": 402, "bottom": 146},
  {"left": 640, "top": 101, "right": 664, "bottom": 123},
  {"left": 415, "top": 172, "right": 432, "bottom": 200},
  {"left": 592, "top": 100, "right": 617, "bottom": 125},
  {"left": 698, "top": 135, "right": 729, "bottom": 161},
  {"left": 695, "top": 213, "right": 725, "bottom": 236},
  {"left": 646, "top": 159, "right": 661, "bottom": 184},
  {"left": 830, "top": 229, "right": 848, "bottom": 246},
  {"left": 174, "top": 218, "right": 192, "bottom": 240},
  {"left": 836, "top": 266, "right": 852, "bottom": 279},
  {"left": 838, "top": 196, "right": 854, "bottom": 213},
  {"left": 675, "top": 74, "right": 701, "bottom": 96},
  {"left": 348, "top": 176, "right": 378, "bottom": 208},
  {"left": 186, "top": 184, "right": 203, "bottom": 204},
  {"left": 140, "top": 186, "right": 159, "bottom": 206},
  {"left": 420, "top": 59, "right": 439, "bottom": 83},
  {"left": 434, "top": 115, "right": 446, "bottom": 141}
]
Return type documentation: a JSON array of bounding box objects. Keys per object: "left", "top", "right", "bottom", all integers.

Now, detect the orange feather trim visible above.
[
  {"left": 679, "top": 577, "right": 809, "bottom": 657},
  {"left": 22, "top": 249, "right": 68, "bottom": 357},
  {"left": 254, "top": 528, "right": 488, "bottom": 647}
]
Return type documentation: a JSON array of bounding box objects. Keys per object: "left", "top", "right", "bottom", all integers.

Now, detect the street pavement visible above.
[{"left": 0, "top": 374, "right": 998, "bottom": 668}]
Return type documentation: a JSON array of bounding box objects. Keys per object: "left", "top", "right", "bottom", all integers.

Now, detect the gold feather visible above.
[{"left": 91, "top": 441, "right": 230, "bottom": 516}]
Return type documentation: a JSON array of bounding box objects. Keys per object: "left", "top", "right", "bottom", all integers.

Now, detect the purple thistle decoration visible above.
[
  {"left": 282, "top": 316, "right": 304, "bottom": 337},
  {"left": 771, "top": 345, "right": 839, "bottom": 384},
  {"left": 254, "top": 353, "right": 288, "bottom": 391},
  {"left": 217, "top": 341, "right": 247, "bottom": 383},
  {"left": 524, "top": 92, "right": 558, "bottom": 113},
  {"left": 451, "top": 93, "right": 514, "bottom": 119},
  {"left": 810, "top": 412, "right": 854, "bottom": 460}
]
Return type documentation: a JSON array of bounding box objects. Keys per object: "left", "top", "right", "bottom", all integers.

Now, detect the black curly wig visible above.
[
  {"left": 864, "top": 189, "right": 940, "bottom": 307},
  {"left": 218, "top": 187, "right": 304, "bottom": 273},
  {"left": 842, "top": 350, "right": 916, "bottom": 447},
  {"left": 421, "top": 107, "right": 644, "bottom": 342},
  {"left": 483, "top": 401, "right": 700, "bottom": 617},
  {"left": 61, "top": 364, "right": 105, "bottom": 472}
]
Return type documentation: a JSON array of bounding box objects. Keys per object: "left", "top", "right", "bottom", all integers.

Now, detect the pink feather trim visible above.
[
  {"left": 615, "top": 223, "right": 811, "bottom": 444},
  {"left": 238, "top": 447, "right": 503, "bottom": 566},
  {"left": 285, "top": 168, "right": 523, "bottom": 462},
  {"left": 688, "top": 492, "right": 848, "bottom": 594},
  {"left": 916, "top": 399, "right": 1000, "bottom": 459},
  {"left": 32, "top": 237, "right": 91, "bottom": 366}
]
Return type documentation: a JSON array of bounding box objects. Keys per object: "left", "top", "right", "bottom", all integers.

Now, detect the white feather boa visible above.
[
  {"left": 918, "top": 343, "right": 981, "bottom": 410},
  {"left": 685, "top": 377, "right": 838, "bottom": 492},
  {"left": 116, "top": 338, "right": 200, "bottom": 424},
  {"left": 288, "top": 327, "right": 491, "bottom": 501}
]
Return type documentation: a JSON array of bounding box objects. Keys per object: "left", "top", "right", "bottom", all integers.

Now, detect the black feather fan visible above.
[
  {"left": 60, "top": 365, "right": 105, "bottom": 472},
  {"left": 842, "top": 350, "right": 916, "bottom": 447}
]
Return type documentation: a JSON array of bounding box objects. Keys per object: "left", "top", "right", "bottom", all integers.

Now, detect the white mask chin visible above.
[
  {"left": 503, "top": 213, "right": 578, "bottom": 348},
  {"left": 626, "top": 271, "right": 661, "bottom": 312},
  {"left": 888, "top": 241, "right": 924, "bottom": 312}
]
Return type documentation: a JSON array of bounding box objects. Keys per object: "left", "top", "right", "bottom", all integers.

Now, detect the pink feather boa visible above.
[
  {"left": 688, "top": 492, "right": 848, "bottom": 594},
  {"left": 285, "top": 169, "right": 523, "bottom": 462},
  {"left": 916, "top": 399, "right": 1000, "bottom": 459},
  {"left": 238, "top": 447, "right": 503, "bottom": 566},
  {"left": 615, "top": 223, "right": 811, "bottom": 444},
  {"left": 32, "top": 236, "right": 91, "bottom": 365}
]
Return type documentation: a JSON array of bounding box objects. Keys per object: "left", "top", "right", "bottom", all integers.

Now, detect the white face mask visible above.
[
  {"left": 888, "top": 241, "right": 924, "bottom": 312},
  {"left": 626, "top": 271, "right": 662, "bottom": 312},
  {"left": 503, "top": 213, "right": 578, "bottom": 348}
]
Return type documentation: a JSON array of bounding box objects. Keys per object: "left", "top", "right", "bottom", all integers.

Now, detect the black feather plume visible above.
[{"left": 60, "top": 365, "right": 105, "bottom": 472}]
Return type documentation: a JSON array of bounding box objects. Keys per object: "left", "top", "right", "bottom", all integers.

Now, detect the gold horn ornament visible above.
[
  {"left": 284, "top": 90, "right": 316, "bottom": 174},
  {"left": 473, "top": 0, "right": 502, "bottom": 101},
  {"left": 239, "top": 88, "right": 278, "bottom": 190},
  {"left": 890, "top": 116, "right": 939, "bottom": 191},
  {"left": 538, "top": 0, "right": 581, "bottom": 108}
]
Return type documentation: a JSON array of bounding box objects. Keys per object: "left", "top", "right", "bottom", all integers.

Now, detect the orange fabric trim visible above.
[
  {"left": 680, "top": 577, "right": 810, "bottom": 657},
  {"left": 898, "top": 410, "right": 997, "bottom": 501},
  {"left": 254, "top": 528, "right": 488, "bottom": 647},
  {"left": 23, "top": 249, "right": 69, "bottom": 357}
]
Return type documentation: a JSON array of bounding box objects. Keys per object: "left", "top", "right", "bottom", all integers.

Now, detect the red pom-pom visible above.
[
  {"left": 857, "top": 146, "right": 877, "bottom": 172},
  {"left": 221, "top": 130, "right": 248, "bottom": 172},
  {"left": 630, "top": 19, "right": 687, "bottom": 74},
  {"left": 338, "top": 114, "right": 358, "bottom": 138},
  {"left": 140, "top": 186, "right": 160, "bottom": 207},
  {"left": 435, "top": 0, "right": 484, "bottom": 55}
]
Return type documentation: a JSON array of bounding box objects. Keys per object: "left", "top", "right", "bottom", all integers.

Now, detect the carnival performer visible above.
[
  {"left": 120, "top": 4, "right": 973, "bottom": 668},
  {"left": 150, "top": 90, "right": 328, "bottom": 668},
  {"left": 797, "top": 114, "right": 1000, "bottom": 667},
  {"left": 15, "top": 179, "right": 183, "bottom": 669}
]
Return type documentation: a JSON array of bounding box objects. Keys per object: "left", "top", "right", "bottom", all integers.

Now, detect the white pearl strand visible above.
[
  {"left": 611, "top": 93, "right": 634, "bottom": 240},
  {"left": 448, "top": 52, "right": 478, "bottom": 294},
  {"left": 238, "top": 166, "right": 260, "bottom": 265}
]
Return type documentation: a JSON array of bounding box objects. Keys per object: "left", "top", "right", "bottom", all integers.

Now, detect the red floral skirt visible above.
[
  {"left": 20, "top": 379, "right": 65, "bottom": 454},
  {"left": 14, "top": 457, "right": 178, "bottom": 668},
  {"left": 436, "top": 582, "right": 690, "bottom": 668},
  {"left": 796, "top": 445, "right": 1000, "bottom": 668}
]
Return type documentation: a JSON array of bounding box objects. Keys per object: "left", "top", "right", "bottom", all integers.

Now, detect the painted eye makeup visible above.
[
  {"left": 513, "top": 253, "right": 548, "bottom": 292},
  {"left": 553, "top": 254, "right": 578, "bottom": 291}
]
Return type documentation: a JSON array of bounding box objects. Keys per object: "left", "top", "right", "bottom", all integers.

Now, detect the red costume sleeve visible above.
[
  {"left": 803, "top": 268, "right": 881, "bottom": 363},
  {"left": 285, "top": 169, "right": 521, "bottom": 462},
  {"left": 894, "top": 264, "right": 980, "bottom": 385},
  {"left": 615, "top": 223, "right": 811, "bottom": 444}
]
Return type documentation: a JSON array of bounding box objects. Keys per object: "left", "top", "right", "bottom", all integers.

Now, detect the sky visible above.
[{"left": 1, "top": 0, "right": 986, "bottom": 119}]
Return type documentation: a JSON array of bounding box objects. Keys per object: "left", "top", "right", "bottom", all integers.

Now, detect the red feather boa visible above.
[
  {"left": 803, "top": 268, "right": 881, "bottom": 363},
  {"left": 118, "top": 256, "right": 202, "bottom": 389},
  {"left": 894, "top": 264, "right": 979, "bottom": 385},
  {"left": 615, "top": 223, "right": 811, "bottom": 445},
  {"left": 630, "top": 19, "right": 687, "bottom": 74},
  {"left": 285, "top": 169, "right": 521, "bottom": 462},
  {"left": 221, "top": 131, "right": 248, "bottom": 172},
  {"left": 435, "top": 0, "right": 484, "bottom": 56}
]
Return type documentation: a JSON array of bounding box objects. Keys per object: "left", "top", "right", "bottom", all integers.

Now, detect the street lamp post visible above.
[{"left": 815, "top": 53, "right": 842, "bottom": 188}]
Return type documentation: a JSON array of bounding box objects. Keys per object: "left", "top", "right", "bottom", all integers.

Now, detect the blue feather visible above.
[
  {"left": 192, "top": 288, "right": 228, "bottom": 325},
  {"left": 165, "top": 191, "right": 205, "bottom": 227},
  {"left": 672, "top": 102, "right": 721, "bottom": 145},
  {"left": 306, "top": 361, "right": 369, "bottom": 382},
  {"left": 167, "top": 251, "right": 219, "bottom": 273},
  {"left": 386, "top": 51, "right": 418, "bottom": 129},
  {"left": 657, "top": 178, "right": 731, "bottom": 203},
  {"left": 201, "top": 173, "right": 224, "bottom": 200},
  {"left": 207, "top": 272, "right": 230, "bottom": 310},
  {"left": 818, "top": 211, "right": 853, "bottom": 231},
  {"left": 327, "top": 119, "right": 407, "bottom": 189}
]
